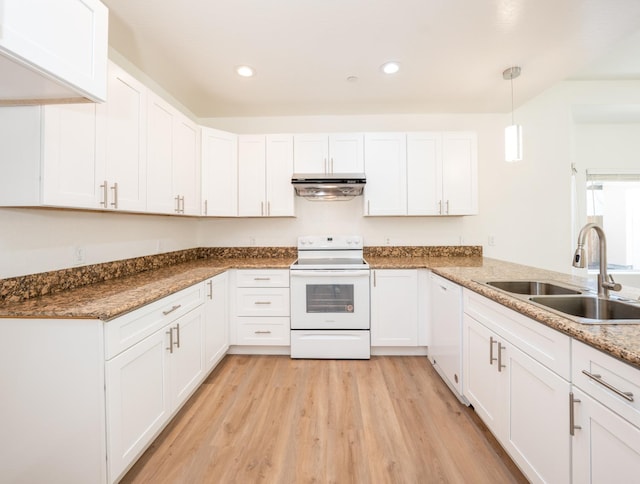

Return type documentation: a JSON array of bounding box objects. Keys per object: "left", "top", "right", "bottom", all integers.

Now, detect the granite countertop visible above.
[
  {"left": 2, "top": 250, "right": 639, "bottom": 369},
  {"left": 0, "top": 257, "right": 294, "bottom": 321},
  {"left": 369, "top": 256, "right": 640, "bottom": 369}
]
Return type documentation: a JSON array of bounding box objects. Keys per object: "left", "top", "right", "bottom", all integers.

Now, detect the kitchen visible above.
[{"left": 2, "top": 1, "right": 640, "bottom": 483}]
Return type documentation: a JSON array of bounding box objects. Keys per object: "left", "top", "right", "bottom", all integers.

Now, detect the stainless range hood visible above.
[{"left": 291, "top": 173, "right": 366, "bottom": 201}]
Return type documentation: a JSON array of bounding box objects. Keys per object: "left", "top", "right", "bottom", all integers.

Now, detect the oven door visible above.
[{"left": 290, "top": 269, "right": 370, "bottom": 330}]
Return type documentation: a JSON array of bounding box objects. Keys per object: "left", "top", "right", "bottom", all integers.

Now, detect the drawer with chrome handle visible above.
[
  {"left": 235, "top": 269, "right": 290, "bottom": 288},
  {"left": 236, "top": 287, "right": 290, "bottom": 317},
  {"left": 236, "top": 317, "right": 290, "bottom": 346},
  {"left": 572, "top": 339, "right": 640, "bottom": 428}
]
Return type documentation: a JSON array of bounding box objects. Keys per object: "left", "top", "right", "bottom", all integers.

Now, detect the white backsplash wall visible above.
[{"left": 0, "top": 208, "right": 199, "bottom": 278}]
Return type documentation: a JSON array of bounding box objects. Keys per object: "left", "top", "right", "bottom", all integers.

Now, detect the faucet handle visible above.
[{"left": 603, "top": 274, "right": 622, "bottom": 292}]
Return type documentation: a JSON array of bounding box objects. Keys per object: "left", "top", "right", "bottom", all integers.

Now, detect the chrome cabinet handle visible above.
[
  {"left": 180, "top": 196, "right": 185, "bottom": 213},
  {"left": 254, "top": 277, "right": 271, "bottom": 281},
  {"left": 582, "top": 370, "right": 634, "bottom": 401},
  {"left": 446, "top": 200, "right": 450, "bottom": 214},
  {"left": 489, "top": 336, "right": 498, "bottom": 365},
  {"left": 438, "top": 200, "right": 442, "bottom": 214},
  {"left": 254, "top": 301, "right": 272, "bottom": 305},
  {"left": 166, "top": 327, "right": 174, "bottom": 353},
  {"left": 497, "top": 342, "right": 506, "bottom": 372},
  {"left": 162, "top": 304, "right": 181, "bottom": 316},
  {"left": 203, "top": 199, "right": 208, "bottom": 216},
  {"left": 255, "top": 330, "right": 272, "bottom": 334},
  {"left": 261, "top": 201, "right": 264, "bottom": 216},
  {"left": 207, "top": 280, "right": 213, "bottom": 299},
  {"left": 175, "top": 323, "right": 180, "bottom": 349},
  {"left": 367, "top": 200, "right": 371, "bottom": 215},
  {"left": 330, "top": 157, "right": 334, "bottom": 174},
  {"left": 100, "top": 180, "right": 108, "bottom": 207},
  {"left": 110, "top": 182, "right": 118, "bottom": 209},
  {"left": 439, "top": 284, "right": 447, "bottom": 292},
  {"left": 267, "top": 201, "right": 271, "bottom": 216},
  {"left": 373, "top": 270, "right": 377, "bottom": 287},
  {"left": 175, "top": 195, "right": 181, "bottom": 213},
  {"left": 569, "top": 392, "right": 582, "bottom": 436}
]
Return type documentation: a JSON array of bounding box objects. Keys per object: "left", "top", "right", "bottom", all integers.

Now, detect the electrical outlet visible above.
[
  {"left": 488, "top": 235, "right": 496, "bottom": 247},
  {"left": 384, "top": 237, "right": 391, "bottom": 245},
  {"left": 73, "top": 246, "right": 85, "bottom": 265},
  {"left": 249, "top": 237, "right": 256, "bottom": 246}
]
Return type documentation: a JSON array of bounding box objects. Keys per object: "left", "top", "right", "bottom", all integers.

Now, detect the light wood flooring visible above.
[{"left": 122, "top": 355, "right": 527, "bottom": 484}]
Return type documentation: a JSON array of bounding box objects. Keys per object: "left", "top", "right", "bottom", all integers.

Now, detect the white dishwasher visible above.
[{"left": 429, "top": 272, "right": 468, "bottom": 405}]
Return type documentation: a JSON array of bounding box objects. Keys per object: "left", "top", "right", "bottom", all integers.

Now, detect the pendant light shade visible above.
[{"left": 503, "top": 66, "right": 523, "bottom": 162}]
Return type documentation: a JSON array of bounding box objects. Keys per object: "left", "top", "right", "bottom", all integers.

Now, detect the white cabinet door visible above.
[
  {"left": 407, "top": 132, "right": 442, "bottom": 215},
  {"left": 172, "top": 115, "right": 200, "bottom": 215},
  {"left": 429, "top": 273, "right": 463, "bottom": 395},
  {"left": 201, "top": 127, "right": 237, "bottom": 216},
  {"left": 442, "top": 132, "right": 477, "bottom": 215},
  {"left": 266, "top": 134, "right": 295, "bottom": 216},
  {"left": 328, "top": 133, "right": 364, "bottom": 173},
  {"left": 170, "top": 307, "right": 205, "bottom": 407},
  {"left": 103, "top": 62, "right": 147, "bottom": 212},
  {"left": 293, "top": 134, "right": 329, "bottom": 173},
  {"left": 505, "top": 342, "right": 570, "bottom": 483},
  {"left": 204, "top": 273, "right": 229, "bottom": 371},
  {"left": 105, "top": 326, "right": 170, "bottom": 483},
  {"left": 293, "top": 133, "right": 363, "bottom": 174},
  {"left": 370, "top": 269, "right": 418, "bottom": 346},
  {"left": 146, "top": 92, "right": 175, "bottom": 214},
  {"left": 572, "top": 387, "right": 640, "bottom": 484},
  {"left": 364, "top": 132, "right": 407, "bottom": 215},
  {"left": 42, "top": 103, "right": 105, "bottom": 209},
  {"left": 463, "top": 314, "right": 505, "bottom": 435},
  {"left": 0, "top": 0, "right": 108, "bottom": 103},
  {"left": 238, "top": 135, "right": 267, "bottom": 216}
]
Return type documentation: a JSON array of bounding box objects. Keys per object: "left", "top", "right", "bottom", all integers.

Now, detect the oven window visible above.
[{"left": 306, "top": 284, "right": 354, "bottom": 313}]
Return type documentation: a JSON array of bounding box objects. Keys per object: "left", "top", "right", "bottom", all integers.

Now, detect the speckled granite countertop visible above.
[
  {"left": 370, "top": 256, "right": 640, "bottom": 369},
  {"left": 0, "top": 257, "right": 294, "bottom": 321},
  {"left": 2, "top": 247, "right": 639, "bottom": 369}
]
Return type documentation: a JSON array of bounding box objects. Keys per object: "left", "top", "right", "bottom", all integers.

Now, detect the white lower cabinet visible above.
[
  {"left": 463, "top": 290, "right": 571, "bottom": 484},
  {"left": 105, "top": 294, "right": 206, "bottom": 482},
  {"left": 571, "top": 340, "right": 640, "bottom": 483},
  {"left": 204, "top": 272, "right": 229, "bottom": 370},
  {"left": 370, "top": 269, "right": 418, "bottom": 346},
  {"left": 232, "top": 269, "right": 291, "bottom": 347}
]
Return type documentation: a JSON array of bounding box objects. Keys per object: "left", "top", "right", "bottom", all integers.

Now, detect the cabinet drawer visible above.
[
  {"left": 236, "top": 270, "right": 290, "bottom": 288},
  {"left": 572, "top": 340, "right": 640, "bottom": 428},
  {"left": 236, "top": 287, "right": 290, "bottom": 316},
  {"left": 463, "top": 289, "right": 571, "bottom": 379},
  {"left": 105, "top": 284, "right": 205, "bottom": 360},
  {"left": 237, "top": 318, "right": 290, "bottom": 345}
]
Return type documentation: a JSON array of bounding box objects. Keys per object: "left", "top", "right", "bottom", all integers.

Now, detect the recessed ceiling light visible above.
[
  {"left": 381, "top": 61, "right": 400, "bottom": 74},
  {"left": 236, "top": 65, "right": 255, "bottom": 77}
]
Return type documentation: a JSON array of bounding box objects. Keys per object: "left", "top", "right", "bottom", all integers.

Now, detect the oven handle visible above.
[{"left": 290, "top": 270, "right": 370, "bottom": 278}]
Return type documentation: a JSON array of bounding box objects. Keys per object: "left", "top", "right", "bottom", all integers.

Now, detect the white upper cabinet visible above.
[
  {"left": 407, "top": 131, "right": 478, "bottom": 215},
  {"left": 0, "top": 0, "right": 108, "bottom": 103},
  {"left": 442, "top": 132, "right": 478, "bottom": 215},
  {"left": 0, "top": 103, "right": 104, "bottom": 209},
  {"left": 293, "top": 133, "right": 364, "bottom": 174},
  {"left": 146, "top": 92, "right": 200, "bottom": 215},
  {"left": 238, "top": 134, "right": 294, "bottom": 217},
  {"left": 201, "top": 127, "right": 238, "bottom": 216},
  {"left": 172, "top": 114, "right": 200, "bottom": 215},
  {"left": 364, "top": 132, "right": 407, "bottom": 215},
  {"left": 100, "top": 62, "right": 147, "bottom": 212}
]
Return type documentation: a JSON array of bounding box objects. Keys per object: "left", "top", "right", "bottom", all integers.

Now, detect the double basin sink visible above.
[{"left": 481, "top": 280, "right": 640, "bottom": 324}]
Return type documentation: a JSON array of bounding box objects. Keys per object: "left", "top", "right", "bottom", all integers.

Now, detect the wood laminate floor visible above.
[{"left": 122, "top": 355, "right": 528, "bottom": 484}]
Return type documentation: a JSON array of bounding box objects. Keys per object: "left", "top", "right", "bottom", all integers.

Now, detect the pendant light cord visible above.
[{"left": 510, "top": 74, "right": 515, "bottom": 125}]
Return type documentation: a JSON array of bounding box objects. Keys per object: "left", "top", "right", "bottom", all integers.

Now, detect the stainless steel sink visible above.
[
  {"left": 485, "top": 280, "right": 582, "bottom": 296},
  {"left": 529, "top": 295, "right": 640, "bottom": 324}
]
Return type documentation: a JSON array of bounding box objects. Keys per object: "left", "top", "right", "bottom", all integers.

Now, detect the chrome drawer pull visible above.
[
  {"left": 254, "top": 301, "right": 272, "bottom": 305},
  {"left": 582, "top": 370, "right": 634, "bottom": 402},
  {"left": 497, "top": 342, "right": 506, "bottom": 372},
  {"left": 489, "top": 336, "right": 497, "bottom": 365},
  {"left": 569, "top": 392, "right": 582, "bottom": 436},
  {"left": 254, "top": 330, "right": 272, "bottom": 334},
  {"left": 253, "top": 277, "right": 271, "bottom": 281},
  {"left": 162, "top": 304, "right": 182, "bottom": 316}
]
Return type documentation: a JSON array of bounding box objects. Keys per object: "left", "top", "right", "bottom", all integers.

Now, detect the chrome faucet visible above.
[{"left": 573, "top": 223, "right": 622, "bottom": 298}]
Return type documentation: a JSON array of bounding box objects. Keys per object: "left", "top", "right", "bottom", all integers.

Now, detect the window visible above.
[{"left": 586, "top": 171, "right": 640, "bottom": 272}]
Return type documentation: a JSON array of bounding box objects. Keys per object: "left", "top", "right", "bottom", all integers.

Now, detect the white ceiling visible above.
[{"left": 103, "top": 0, "right": 640, "bottom": 118}]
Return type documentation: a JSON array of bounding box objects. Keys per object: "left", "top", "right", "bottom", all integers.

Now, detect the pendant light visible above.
[{"left": 503, "top": 66, "right": 523, "bottom": 162}]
